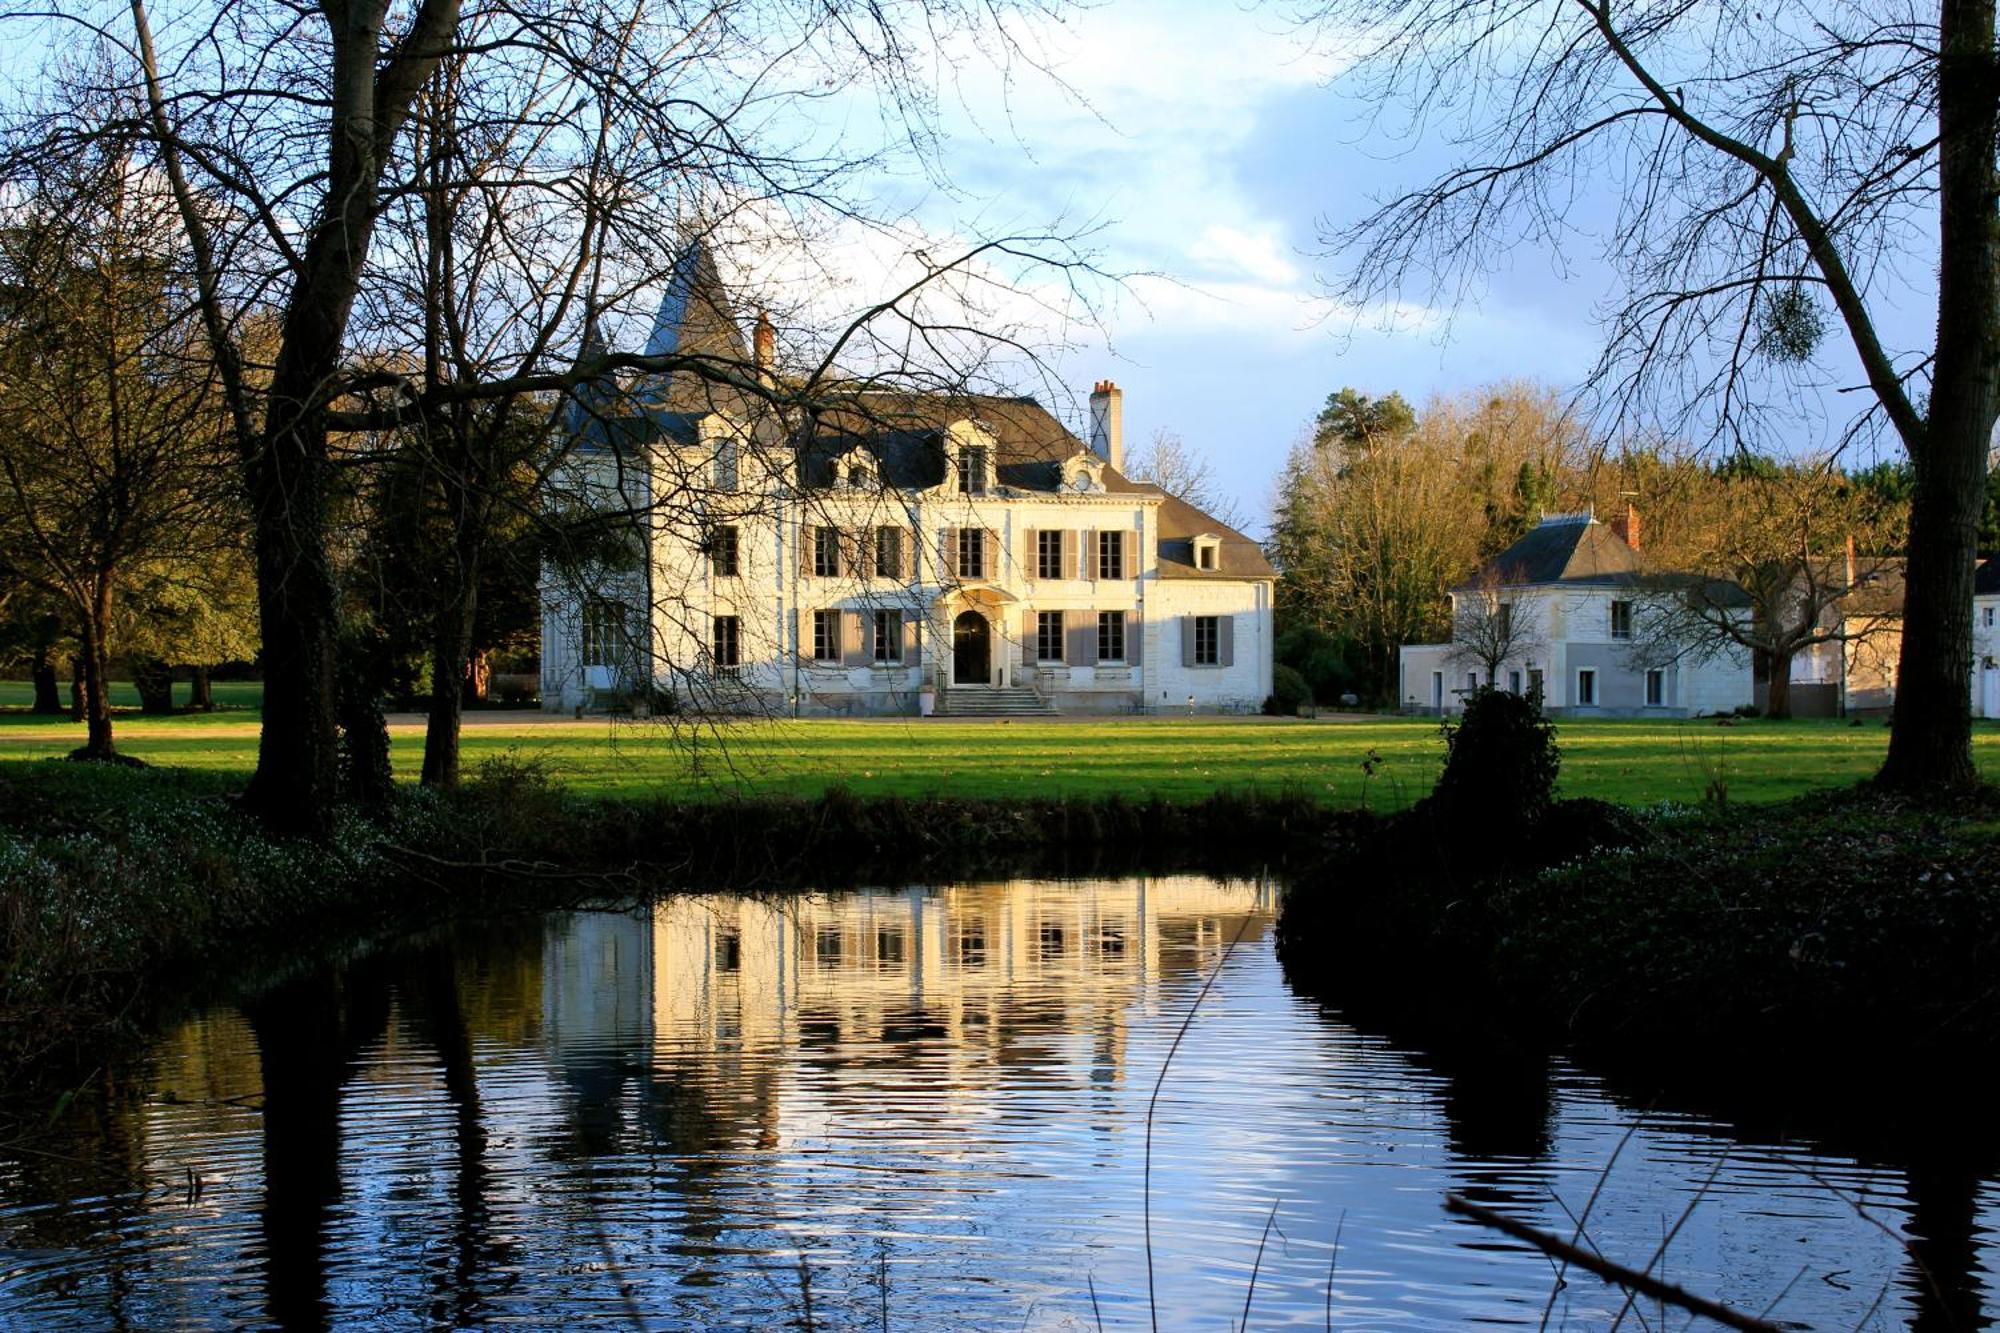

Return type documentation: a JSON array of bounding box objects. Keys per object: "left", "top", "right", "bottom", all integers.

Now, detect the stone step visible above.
[{"left": 934, "top": 686, "right": 1058, "bottom": 717}]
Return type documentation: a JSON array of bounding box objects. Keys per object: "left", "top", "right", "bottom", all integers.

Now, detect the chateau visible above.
[{"left": 540, "top": 245, "right": 1275, "bottom": 716}]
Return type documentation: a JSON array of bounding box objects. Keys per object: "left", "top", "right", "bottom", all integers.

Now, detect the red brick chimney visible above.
[
  {"left": 1612, "top": 501, "right": 1641, "bottom": 551},
  {"left": 753, "top": 310, "right": 775, "bottom": 386}
]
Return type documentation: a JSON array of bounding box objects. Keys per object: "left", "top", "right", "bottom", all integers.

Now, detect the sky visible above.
[{"left": 850, "top": 0, "right": 1610, "bottom": 535}]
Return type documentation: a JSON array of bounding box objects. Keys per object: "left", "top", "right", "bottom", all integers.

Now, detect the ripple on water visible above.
[{"left": 0, "top": 877, "right": 1992, "bottom": 1330}]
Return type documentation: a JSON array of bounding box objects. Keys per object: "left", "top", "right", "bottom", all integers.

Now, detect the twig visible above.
[
  {"left": 1443, "top": 1194, "right": 1783, "bottom": 1332},
  {"left": 1239, "top": 1198, "right": 1282, "bottom": 1332},
  {"left": 1144, "top": 913, "right": 1254, "bottom": 1333},
  {"left": 1325, "top": 1209, "right": 1345, "bottom": 1333}
]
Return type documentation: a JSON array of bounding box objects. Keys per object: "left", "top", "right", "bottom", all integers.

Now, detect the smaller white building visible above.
[{"left": 1399, "top": 512, "right": 1754, "bottom": 717}]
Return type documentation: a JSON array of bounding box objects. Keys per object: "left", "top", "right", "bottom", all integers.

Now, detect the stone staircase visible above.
[{"left": 934, "top": 685, "right": 1058, "bottom": 717}]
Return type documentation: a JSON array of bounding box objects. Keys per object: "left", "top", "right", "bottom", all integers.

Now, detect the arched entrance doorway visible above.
[{"left": 952, "top": 611, "right": 992, "bottom": 686}]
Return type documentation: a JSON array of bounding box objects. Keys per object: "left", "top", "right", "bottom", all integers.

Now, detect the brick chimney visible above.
[
  {"left": 1089, "top": 380, "right": 1124, "bottom": 471},
  {"left": 753, "top": 310, "right": 775, "bottom": 387},
  {"left": 1612, "top": 501, "right": 1641, "bottom": 551}
]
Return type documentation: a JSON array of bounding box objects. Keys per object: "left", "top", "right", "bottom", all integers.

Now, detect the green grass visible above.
[
  {"left": 0, "top": 678, "right": 265, "bottom": 712},
  {"left": 6, "top": 682, "right": 1996, "bottom": 807}
]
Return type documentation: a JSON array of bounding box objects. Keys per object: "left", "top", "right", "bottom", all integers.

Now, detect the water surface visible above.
[{"left": 1, "top": 876, "right": 1993, "bottom": 1328}]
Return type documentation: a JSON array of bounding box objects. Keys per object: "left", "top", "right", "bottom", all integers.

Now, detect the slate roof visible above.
[
  {"left": 569, "top": 241, "right": 1273, "bottom": 580},
  {"left": 1977, "top": 556, "right": 2000, "bottom": 597},
  {"left": 1463, "top": 515, "right": 1644, "bottom": 589}
]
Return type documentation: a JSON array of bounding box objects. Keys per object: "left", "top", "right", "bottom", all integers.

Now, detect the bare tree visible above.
[
  {"left": 1291, "top": 0, "right": 1998, "bottom": 792},
  {"left": 0, "top": 125, "right": 237, "bottom": 760},
  {"left": 1444, "top": 569, "right": 1547, "bottom": 685},
  {"left": 1124, "top": 429, "right": 1248, "bottom": 531},
  {"left": 1627, "top": 457, "right": 1904, "bottom": 718},
  {"left": 3, "top": 0, "right": 1093, "bottom": 830}
]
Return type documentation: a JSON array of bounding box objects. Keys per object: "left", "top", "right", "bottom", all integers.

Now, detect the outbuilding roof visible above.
[{"left": 1462, "top": 514, "right": 1644, "bottom": 589}]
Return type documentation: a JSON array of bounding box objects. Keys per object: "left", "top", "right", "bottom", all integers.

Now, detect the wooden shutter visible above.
[
  {"left": 1023, "top": 527, "right": 1038, "bottom": 578},
  {"left": 800, "top": 525, "right": 814, "bottom": 577},
  {"left": 1127, "top": 609, "right": 1143, "bottom": 665},
  {"left": 1083, "top": 528, "right": 1097, "bottom": 580},
  {"left": 985, "top": 528, "right": 1000, "bottom": 581},
  {"left": 904, "top": 612, "right": 921, "bottom": 665},
  {"left": 1060, "top": 530, "right": 1077, "bottom": 581},
  {"left": 1021, "top": 609, "right": 1037, "bottom": 666},
  {"left": 938, "top": 527, "right": 956, "bottom": 578},
  {"left": 843, "top": 610, "right": 867, "bottom": 666},
  {"left": 1129, "top": 528, "right": 1143, "bottom": 578},
  {"left": 1220, "top": 615, "right": 1236, "bottom": 667},
  {"left": 1068, "top": 612, "right": 1097, "bottom": 665},
  {"left": 1181, "top": 616, "right": 1197, "bottom": 666}
]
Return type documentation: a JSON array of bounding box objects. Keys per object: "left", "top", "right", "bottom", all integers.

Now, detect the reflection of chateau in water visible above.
[{"left": 544, "top": 877, "right": 1274, "bottom": 1082}]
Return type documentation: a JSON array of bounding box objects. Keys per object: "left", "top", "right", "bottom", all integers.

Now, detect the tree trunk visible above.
[
  {"left": 69, "top": 582, "right": 119, "bottom": 761},
  {"left": 29, "top": 648, "right": 62, "bottom": 714},
  {"left": 189, "top": 665, "right": 214, "bottom": 711},
  {"left": 68, "top": 654, "right": 84, "bottom": 720},
  {"left": 1765, "top": 649, "right": 1794, "bottom": 720},
  {"left": 420, "top": 567, "right": 479, "bottom": 790},
  {"left": 462, "top": 647, "right": 490, "bottom": 707},
  {"left": 133, "top": 658, "right": 176, "bottom": 714},
  {"left": 1879, "top": 0, "right": 1999, "bottom": 794}
]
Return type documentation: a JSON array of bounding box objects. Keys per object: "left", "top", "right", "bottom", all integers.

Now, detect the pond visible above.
[{"left": 1, "top": 875, "right": 1994, "bottom": 1329}]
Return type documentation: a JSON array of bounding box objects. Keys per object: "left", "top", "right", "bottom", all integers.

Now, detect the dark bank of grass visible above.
[
  {"left": 1278, "top": 785, "right": 2000, "bottom": 1088},
  {"left": 0, "top": 758, "right": 1319, "bottom": 1086}
]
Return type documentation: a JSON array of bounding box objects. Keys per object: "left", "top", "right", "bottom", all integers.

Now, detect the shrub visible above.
[
  {"left": 1264, "top": 664, "right": 1312, "bottom": 716},
  {"left": 1433, "top": 685, "right": 1561, "bottom": 830}
]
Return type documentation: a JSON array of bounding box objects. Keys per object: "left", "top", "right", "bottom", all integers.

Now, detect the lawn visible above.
[{"left": 5, "top": 680, "right": 1993, "bottom": 807}]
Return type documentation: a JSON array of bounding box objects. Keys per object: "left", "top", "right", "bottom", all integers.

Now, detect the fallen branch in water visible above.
[{"left": 1442, "top": 1193, "right": 1782, "bottom": 1332}]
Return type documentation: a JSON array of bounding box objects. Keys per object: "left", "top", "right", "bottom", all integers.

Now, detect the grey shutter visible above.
[
  {"left": 1220, "top": 615, "right": 1236, "bottom": 667},
  {"left": 938, "top": 526, "right": 956, "bottom": 578},
  {"left": 1068, "top": 612, "right": 1097, "bottom": 665},
  {"left": 844, "top": 611, "right": 867, "bottom": 666},
  {"left": 1127, "top": 609, "right": 1143, "bottom": 665},
  {"left": 1181, "top": 616, "right": 1197, "bottom": 666}
]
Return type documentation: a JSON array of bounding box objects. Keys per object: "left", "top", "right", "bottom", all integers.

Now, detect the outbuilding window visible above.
[
  {"left": 1576, "top": 668, "right": 1597, "bottom": 706},
  {"left": 1610, "top": 600, "right": 1633, "bottom": 639},
  {"left": 1193, "top": 615, "right": 1220, "bottom": 666},
  {"left": 1646, "top": 668, "right": 1665, "bottom": 706}
]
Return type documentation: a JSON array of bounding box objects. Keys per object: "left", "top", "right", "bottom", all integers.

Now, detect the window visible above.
[
  {"left": 1646, "top": 668, "right": 1665, "bottom": 706},
  {"left": 876, "top": 927, "right": 906, "bottom": 965},
  {"left": 811, "top": 610, "right": 839, "bottom": 663},
  {"left": 848, "top": 463, "right": 872, "bottom": 489},
  {"left": 1036, "top": 610, "right": 1065, "bottom": 662},
  {"left": 1097, "top": 530, "right": 1126, "bottom": 580},
  {"left": 1466, "top": 671, "right": 1479, "bottom": 693},
  {"left": 955, "top": 444, "right": 988, "bottom": 495},
  {"left": 1037, "top": 530, "right": 1065, "bottom": 580},
  {"left": 714, "top": 930, "right": 741, "bottom": 973},
  {"left": 708, "top": 525, "right": 739, "bottom": 577},
  {"left": 713, "top": 439, "right": 738, "bottom": 492},
  {"left": 1196, "top": 540, "right": 1217, "bottom": 571},
  {"left": 1610, "top": 600, "right": 1633, "bottom": 639},
  {"left": 1038, "top": 920, "right": 1066, "bottom": 960},
  {"left": 1497, "top": 602, "right": 1513, "bottom": 638},
  {"left": 1508, "top": 669, "right": 1522, "bottom": 694},
  {"left": 812, "top": 525, "right": 840, "bottom": 578},
  {"left": 1985, "top": 606, "right": 1995, "bottom": 628},
  {"left": 1431, "top": 671, "right": 1444, "bottom": 707},
  {"left": 1527, "top": 667, "right": 1544, "bottom": 698},
  {"left": 712, "top": 615, "right": 741, "bottom": 675},
  {"left": 953, "top": 921, "right": 987, "bottom": 967},
  {"left": 873, "top": 610, "right": 903, "bottom": 663},
  {"left": 581, "top": 600, "right": 627, "bottom": 668},
  {"left": 815, "top": 927, "right": 842, "bottom": 967},
  {"left": 957, "top": 527, "right": 986, "bottom": 580},
  {"left": 1098, "top": 610, "right": 1126, "bottom": 663},
  {"left": 1194, "top": 615, "right": 1220, "bottom": 666},
  {"left": 1576, "top": 668, "right": 1597, "bottom": 706},
  {"left": 874, "top": 527, "right": 903, "bottom": 578}
]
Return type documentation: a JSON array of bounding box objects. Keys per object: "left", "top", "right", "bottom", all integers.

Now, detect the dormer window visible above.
[
  {"left": 1193, "top": 535, "right": 1221, "bottom": 571},
  {"left": 848, "top": 463, "right": 873, "bottom": 489},
  {"left": 1060, "top": 450, "right": 1106, "bottom": 494},
  {"left": 956, "top": 443, "right": 989, "bottom": 496}
]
